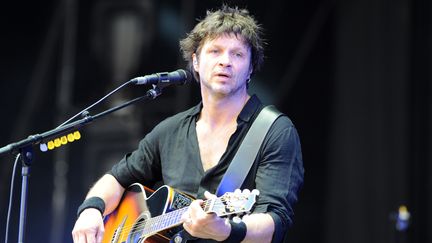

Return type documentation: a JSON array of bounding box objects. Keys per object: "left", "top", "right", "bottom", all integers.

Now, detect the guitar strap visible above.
[{"left": 216, "top": 105, "right": 283, "bottom": 197}]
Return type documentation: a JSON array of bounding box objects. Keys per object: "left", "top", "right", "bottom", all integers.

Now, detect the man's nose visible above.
[{"left": 218, "top": 52, "right": 232, "bottom": 67}]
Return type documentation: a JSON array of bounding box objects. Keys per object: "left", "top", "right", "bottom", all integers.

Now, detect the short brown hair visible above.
[{"left": 180, "top": 5, "right": 265, "bottom": 81}]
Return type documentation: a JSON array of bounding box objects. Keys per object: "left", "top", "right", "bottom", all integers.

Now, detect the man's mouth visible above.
[{"left": 214, "top": 72, "right": 231, "bottom": 78}]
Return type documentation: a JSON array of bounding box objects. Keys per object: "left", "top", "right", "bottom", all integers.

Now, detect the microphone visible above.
[{"left": 131, "top": 69, "right": 192, "bottom": 86}]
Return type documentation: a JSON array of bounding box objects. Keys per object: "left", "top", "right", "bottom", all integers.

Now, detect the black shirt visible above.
[{"left": 109, "top": 95, "right": 304, "bottom": 242}]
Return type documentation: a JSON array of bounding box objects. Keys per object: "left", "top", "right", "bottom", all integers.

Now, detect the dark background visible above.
[{"left": 0, "top": 0, "right": 430, "bottom": 242}]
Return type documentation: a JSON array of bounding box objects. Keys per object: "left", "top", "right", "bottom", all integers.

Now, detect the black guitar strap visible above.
[{"left": 216, "top": 105, "right": 283, "bottom": 197}]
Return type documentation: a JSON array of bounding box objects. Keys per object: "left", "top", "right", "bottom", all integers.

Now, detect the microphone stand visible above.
[{"left": 0, "top": 85, "right": 162, "bottom": 243}]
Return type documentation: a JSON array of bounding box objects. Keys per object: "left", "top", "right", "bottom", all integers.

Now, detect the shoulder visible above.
[
  {"left": 151, "top": 103, "right": 200, "bottom": 134},
  {"left": 259, "top": 107, "right": 300, "bottom": 148},
  {"left": 137, "top": 104, "right": 200, "bottom": 149},
  {"left": 273, "top": 114, "right": 295, "bottom": 131},
  {"left": 257, "top": 105, "right": 295, "bottom": 132}
]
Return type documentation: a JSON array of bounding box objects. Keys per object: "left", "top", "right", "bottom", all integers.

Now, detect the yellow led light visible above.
[
  {"left": 61, "top": 136, "right": 68, "bottom": 145},
  {"left": 67, "top": 133, "right": 75, "bottom": 142},
  {"left": 73, "top": 131, "right": 81, "bottom": 140},
  {"left": 54, "top": 138, "right": 61, "bottom": 147},
  {"left": 48, "top": 141, "right": 55, "bottom": 150},
  {"left": 399, "top": 205, "right": 407, "bottom": 213}
]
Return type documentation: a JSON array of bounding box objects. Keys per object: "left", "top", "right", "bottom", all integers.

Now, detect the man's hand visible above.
[
  {"left": 181, "top": 191, "right": 231, "bottom": 241},
  {"left": 72, "top": 208, "right": 105, "bottom": 243}
]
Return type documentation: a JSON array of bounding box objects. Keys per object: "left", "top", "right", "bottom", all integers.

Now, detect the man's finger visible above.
[
  {"left": 204, "top": 191, "right": 216, "bottom": 199},
  {"left": 96, "top": 227, "right": 104, "bottom": 243},
  {"left": 85, "top": 231, "right": 97, "bottom": 243}
]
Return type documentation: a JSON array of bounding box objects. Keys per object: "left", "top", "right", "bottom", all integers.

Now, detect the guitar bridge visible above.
[{"left": 111, "top": 216, "right": 128, "bottom": 243}]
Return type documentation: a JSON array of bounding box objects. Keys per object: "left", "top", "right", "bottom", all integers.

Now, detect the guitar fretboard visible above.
[{"left": 142, "top": 206, "right": 189, "bottom": 235}]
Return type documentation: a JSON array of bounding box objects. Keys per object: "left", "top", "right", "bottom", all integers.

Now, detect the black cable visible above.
[
  {"left": 4, "top": 154, "right": 20, "bottom": 243},
  {"left": 57, "top": 79, "right": 133, "bottom": 128}
]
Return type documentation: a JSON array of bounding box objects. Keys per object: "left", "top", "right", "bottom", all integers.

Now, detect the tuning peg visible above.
[
  {"left": 251, "top": 189, "right": 260, "bottom": 196},
  {"left": 242, "top": 189, "right": 251, "bottom": 195}
]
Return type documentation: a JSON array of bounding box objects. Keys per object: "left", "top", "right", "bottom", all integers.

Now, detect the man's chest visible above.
[{"left": 195, "top": 123, "right": 237, "bottom": 171}]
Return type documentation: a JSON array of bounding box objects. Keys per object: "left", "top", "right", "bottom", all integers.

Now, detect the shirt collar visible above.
[
  {"left": 237, "top": 94, "right": 262, "bottom": 123},
  {"left": 190, "top": 102, "right": 203, "bottom": 118},
  {"left": 189, "top": 94, "right": 263, "bottom": 122}
]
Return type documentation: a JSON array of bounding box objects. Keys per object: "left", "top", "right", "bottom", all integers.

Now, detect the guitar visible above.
[{"left": 102, "top": 183, "right": 258, "bottom": 243}]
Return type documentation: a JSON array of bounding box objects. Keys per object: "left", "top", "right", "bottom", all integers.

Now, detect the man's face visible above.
[{"left": 193, "top": 33, "right": 253, "bottom": 97}]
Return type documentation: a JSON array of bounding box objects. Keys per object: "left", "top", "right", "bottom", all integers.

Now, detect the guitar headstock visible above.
[{"left": 206, "top": 189, "right": 259, "bottom": 217}]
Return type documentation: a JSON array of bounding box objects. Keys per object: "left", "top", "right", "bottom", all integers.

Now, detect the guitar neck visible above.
[
  {"left": 142, "top": 197, "right": 221, "bottom": 236},
  {"left": 141, "top": 206, "right": 189, "bottom": 236}
]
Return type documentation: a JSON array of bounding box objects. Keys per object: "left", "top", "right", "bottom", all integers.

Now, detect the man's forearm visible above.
[
  {"left": 85, "top": 174, "right": 125, "bottom": 216},
  {"left": 242, "top": 213, "right": 275, "bottom": 243}
]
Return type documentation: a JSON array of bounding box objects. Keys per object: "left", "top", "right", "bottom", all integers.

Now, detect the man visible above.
[{"left": 72, "top": 5, "right": 304, "bottom": 243}]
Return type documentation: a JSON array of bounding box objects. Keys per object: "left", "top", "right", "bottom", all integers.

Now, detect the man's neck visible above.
[{"left": 199, "top": 92, "right": 250, "bottom": 128}]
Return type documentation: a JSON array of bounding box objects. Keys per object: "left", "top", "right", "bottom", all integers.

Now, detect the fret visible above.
[
  {"left": 141, "top": 206, "right": 189, "bottom": 237},
  {"left": 154, "top": 216, "right": 161, "bottom": 232},
  {"left": 169, "top": 211, "right": 177, "bottom": 226},
  {"left": 203, "top": 199, "right": 210, "bottom": 212},
  {"left": 143, "top": 217, "right": 153, "bottom": 235},
  {"left": 170, "top": 212, "right": 177, "bottom": 225}
]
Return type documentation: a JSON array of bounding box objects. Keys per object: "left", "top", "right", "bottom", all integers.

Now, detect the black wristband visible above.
[
  {"left": 225, "top": 220, "right": 247, "bottom": 242},
  {"left": 77, "top": 197, "right": 105, "bottom": 218}
]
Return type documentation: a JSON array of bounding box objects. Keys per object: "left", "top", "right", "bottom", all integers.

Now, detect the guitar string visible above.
[
  {"left": 115, "top": 196, "right": 240, "bottom": 233},
  {"left": 116, "top": 195, "right": 248, "bottom": 233},
  {"left": 114, "top": 196, "right": 245, "bottom": 241},
  {"left": 115, "top": 198, "right": 248, "bottom": 234},
  {"left": 117, "top": 207, "right": 188, "bottom": 241},
  {"left": 117, "top": 204, "right": 247, "bottom": 242},
  {"left": 118, "top": 208, "right": 248, "bottom": 241},
  {"left": 115, "top": 200, "right": 205, "bottom": 236}
]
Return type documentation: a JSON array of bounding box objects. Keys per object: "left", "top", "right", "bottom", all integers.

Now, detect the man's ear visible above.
[
  {"left": 192, "top": 53, "right": 199, "bottom": 72},
  {"left": 248, "top": 65, "right": 253, "bottom": 79}
]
